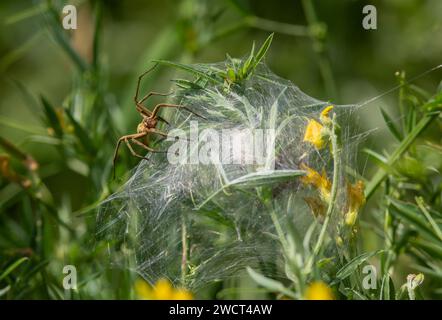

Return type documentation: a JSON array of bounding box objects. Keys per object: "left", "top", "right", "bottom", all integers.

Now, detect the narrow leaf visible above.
[
  {"left": 40, "top": 96, "right": 63, "bottom": 137},
  {"left": 65, "top": 110, "right": 96, "bottom": 155},
  {"left": 389, "top": 198, "right": 442, "bottom": 243},
  {"left": 253, "top": 33, "right": 274, "bottom": 68},
  {"left": 0, "top": 257, "right": 29, "bottom": 281},
  {"left": 380, "top": 108, "right": 403, "bottom": 141},
  {"left": 335, "top": 250, "right": 383, "bottom": 282},
  {"left": 247, "top": 267, "right": 296, "bottom": 298},
  {"left": 195, "top": 169, "right": 305, "bottom": 210},
  {"left": 153, "top": 60, "right": 223, "bottom": 84}
]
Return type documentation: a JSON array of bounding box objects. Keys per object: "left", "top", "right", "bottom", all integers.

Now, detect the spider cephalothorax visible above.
[
  {"left": 139, "top": 117, "right": 158, "bottom": 132},
  {"left": 113, "top": 64, "right": 203, "bottom": 178}
]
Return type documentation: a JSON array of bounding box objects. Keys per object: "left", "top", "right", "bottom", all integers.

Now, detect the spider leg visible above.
[
  {"left": 149, "top": 129, "right": 168, "bottom": 138},
  {"left": 133, "top": 64, "right": 170, "bottom": 124},
  {"left": 135, "top": 104, "right": 170, "bottom": 125},
  {"left": 112, "top": 132, "right": 147, "bottom": 179},
  {"left": 131, "top": 138, "right": 168, "bottom": 153},
  {"left": 124, "top": 139, "right": 151, "bottom": 160},
  {"left": 151, "top": 103, "right": 207, "bottom": 120},
  {"left": 139, "top": 91, "right": 174, "bottom": 105},
  {"left": 134, "top": 63, "right": 158, "bottom": 104},
  {"left": 149, "top": 129, "right": 191, "bottom": 142}
]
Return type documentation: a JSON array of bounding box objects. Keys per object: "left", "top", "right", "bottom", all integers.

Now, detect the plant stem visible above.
[
  {"left": 181, "top": 215, "right": 188, "bottom": 286},
  {"left": 305, "top": 114, "right": 340, "bottom": 272},
  {"left": 245, "top": 16, "right": 309, "bottom": 37},
  {"left": 398, "top": 72, "right": 407, "bottom": 133},
  {"left": 269, "top": 209, "right": 289, "bottom": 253},
  {"left": 301, "top": 0, "right": 337, "bottom": 100}
]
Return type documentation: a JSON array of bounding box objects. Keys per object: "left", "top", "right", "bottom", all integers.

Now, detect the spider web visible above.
[{"left": 96, "top": 60, "right": 360, "bottom": 289}]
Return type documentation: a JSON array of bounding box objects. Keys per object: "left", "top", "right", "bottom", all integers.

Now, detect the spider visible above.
[{"left": 112, "top": 63, "right": 202, "bottom": 177}]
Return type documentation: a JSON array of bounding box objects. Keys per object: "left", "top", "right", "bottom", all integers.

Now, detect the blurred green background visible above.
[{"left": 0, "top": 0, "right": 441, "bottom": 299}]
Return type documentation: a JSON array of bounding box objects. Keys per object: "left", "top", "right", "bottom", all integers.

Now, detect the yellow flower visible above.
[
  {"left": 305, "top": 281, "right": 334, "bottom": 300},
  {"left": 303, "top": 106, "right": 334, "bottom": 149},
  {"left": 320, "top": 105, "right": 334, "bottom": 124},
  {"left": 173, "top": 288, "right": 194, "bottom": 300},
  {"left": 344, "top": 180, "right": 366, "bottom": 227},
  {"left": 134, "top": 279, "right": 152, "bottom": 299},
  {"left": 303, "top": 119, "right": 325, "bottom": 149},
  {"left": 300, "top": 163, "right": 331, "bottom": 202},
  {"left": 135, "top": 278, "right": 193, "bottom": 300}
]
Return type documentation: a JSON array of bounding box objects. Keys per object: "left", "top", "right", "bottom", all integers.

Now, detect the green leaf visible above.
[
  {"left": 92, "top": 0, "right": 103, "bottom": 70},
  {"left": 253, "top": 33, "right": 274, "bottom": 69},
  {"left": 415, "top": 196, "right": 442, "bottom": 241},
  {"left": 242, "top": 41, "right": 255, "bottom": 78},
  {"left": 380, "top": 108, "right": 403, "bottom": 141},
  {"left": 334, "top": 250, "right": 383, "bottom": 282},
  {"left": 40, "top": 96, "right": 63, "bottom": 137},
  {"left": 153, "top": 59, "right": 223, "bottom": 85},
  {"left": 229, "top": 169, "right": 305, "bottom": 187},
  {"left": 195, "top": 170, "right": 305, "bottom": 210},
  {"left": 226, "top": 68, "right": 236, "bottom": 82},
  {"left": 380, "top": 274, "right": 395, "bottom": 300},
  {"left": 365, "top": 110, "right": 440, "bottom": 200},
  {"left": 65, "top": 110, "right": 96, "bottom": 155},
  {"left": 362, "top": 149, "right": 394, "bottom": 173},
  {"left": 0, "top": 286, "right": 10, "bottom": 297},
  {"left": 412, "top": 238, "right": 442, "bottom": 260},
  {"left": 0, "top": 257, "right": 29, "bottom": 282},
  {"left": 171, "top": 79, "right": 204, "bottom": 90},
  {"left": 5, "top": 2, "right": 47, "bottom": 25},
  {"left": 45, "top": 5, "right": 88, "bottom": 72},
  {"left": 247, "top": 267, "right": 296, "bottom": 298},
  {"left": 389, "top": 198, "right": 442, "bottom": 243}
]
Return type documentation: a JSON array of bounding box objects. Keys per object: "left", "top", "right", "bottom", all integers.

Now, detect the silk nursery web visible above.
[{"left": 97, "top": 58, "right": 362, "bottom": 289}]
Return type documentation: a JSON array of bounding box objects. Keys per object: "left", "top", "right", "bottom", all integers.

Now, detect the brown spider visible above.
[{"left": 112, "top": 63, "right": 202, "bottom": 178}]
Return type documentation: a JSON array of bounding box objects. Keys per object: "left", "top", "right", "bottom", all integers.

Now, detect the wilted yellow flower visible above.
[
  {"left": 303, "top": 119, "right": 325, "bottom": 149},
  {"left": 0, "top": 155, "right": 32, "bottom": 188},
  {"left": 305, "top": 281, "right": 334, "bottom": 300},
  {"left": 303, "top": 196, "right": 326, "bottom": 222},
  {"left": 344, "top": 180, "right": 366, "bottom": 226},
  {"left": 135, "top": 278, "right": 193, "bottom": 300},
  {"left": 300, "top": 163, "right": 331, "bottom": 202}
]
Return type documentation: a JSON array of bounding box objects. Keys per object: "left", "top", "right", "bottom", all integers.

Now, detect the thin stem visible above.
[
  {"left": 301, "top": 0, "right": 337, "bottom": 100},
  {"left": 245, "top": 16, "right": 309, "bottom": 37},
  {"left": 265, "top": 199, "right": 303, "bottom": 296},
  {"left": 398, "top": 72, "right": 407, "bottom": 134},
  {"left": 181, "top": 215, "right": 188, "bottom": 286},
  {"left": 305, "top": 114, "right": 340, "bottom": 272},
  {"left": 269, "top": 209, "right": 289, "bottom": 253}
]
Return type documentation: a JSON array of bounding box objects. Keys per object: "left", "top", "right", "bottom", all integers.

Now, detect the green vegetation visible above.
[{"left": 0, "top": 0, "right": 441, "bottom": 299}]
